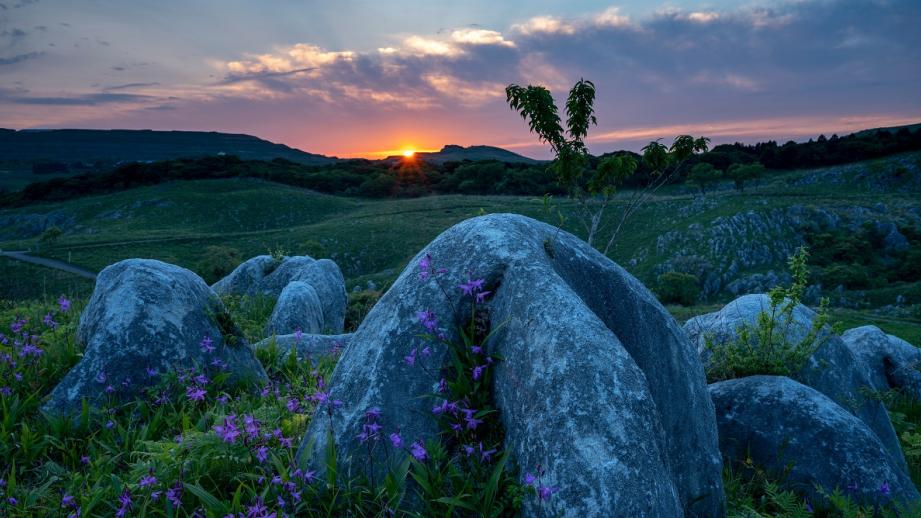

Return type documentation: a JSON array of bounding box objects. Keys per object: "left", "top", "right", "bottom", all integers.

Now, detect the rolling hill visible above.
[
  {"left": 0, "top": 128, "right": 337, "bottom": 165},
  {"left": 392, "top": 144, "right": 541, "bottom": 164}
]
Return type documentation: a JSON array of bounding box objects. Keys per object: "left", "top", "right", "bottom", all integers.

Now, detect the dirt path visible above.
[{"left": 0, "top": 250, "right": 97, "bottom": 280}]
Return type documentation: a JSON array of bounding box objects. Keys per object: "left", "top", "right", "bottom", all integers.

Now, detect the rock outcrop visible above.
[
  {"left": 297, "top": 214, "right": 725, "bottom": 517},
  {"left": 213, "top": 255, "right": 347, "bottom": 333},
  {"left": 710, "top": 376, "right": 919, "bottom": 506},
  {"left": 44, "top": 259, "right": 267, "bottom": 413},
  {"left": 685, "top": 294, "right": 907, "bottom": 470},
  {"left": 842, "top": 326, "right": 921, "bottom": 398}
]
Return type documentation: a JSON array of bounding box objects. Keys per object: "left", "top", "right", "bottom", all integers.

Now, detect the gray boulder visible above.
[
  {"left": 710, "top": 376, "right": 919, "bottom": 506},
  {"left": 211, "top": 254, "right": 276, "bottom": 296},
  {"left": 253, "top": 333, "right": 351, "bottom": 363},
  {"left": 684, "top": 294, "right": 906, "bottom": 469},
  {"left": 213, "top": 255, "right": 347, "bottom": 333},
  {"left": 842, "top": 326, "right": 921, "bottom": 398},
  {"left": 265, "top": 281, "right": 324, "bottom": 336},
  {"left": 45, "top": 259, "right": 267, "bottom": 413},
  {"left": 298, "top": 214, "right": 724, "bottom": 517}
]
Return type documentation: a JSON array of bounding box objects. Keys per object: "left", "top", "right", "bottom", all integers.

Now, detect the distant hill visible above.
[
  {"left": 397, "top": 145, "right": 541, "bottom": 164},
  {"left": 0, "top": 128, "right": 337, "bottom": 166}
]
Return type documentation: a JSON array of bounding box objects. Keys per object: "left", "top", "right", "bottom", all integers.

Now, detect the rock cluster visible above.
[
  {"left": 213, "top": 254, "right": 347, "bottom": 334},
  {"left": 689, "top": 294, "right": 920, "bottom": 506}
]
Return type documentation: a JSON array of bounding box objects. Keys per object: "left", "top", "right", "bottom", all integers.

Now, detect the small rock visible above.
[{"left": 265, "top": 281, "right": 324, "bottom": 336}]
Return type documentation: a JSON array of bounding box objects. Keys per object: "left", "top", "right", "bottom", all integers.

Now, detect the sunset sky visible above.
[{"left": 1, "top": 0, "right": 919, "bottom": 158}]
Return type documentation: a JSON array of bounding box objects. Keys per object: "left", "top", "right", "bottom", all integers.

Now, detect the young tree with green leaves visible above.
[
  {"left": 506, "top": 79, "right": 709, "bottom": 254},
  {"left": 726, "top": 162, "right": 765, "bottom": 192},
  {"left": 686, "top": 162, "right": 723, "bottom": 195}
]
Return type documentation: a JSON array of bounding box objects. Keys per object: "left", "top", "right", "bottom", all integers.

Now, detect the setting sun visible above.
[{"left": 402, "top": 149, "right": 416, "bottom": 158}]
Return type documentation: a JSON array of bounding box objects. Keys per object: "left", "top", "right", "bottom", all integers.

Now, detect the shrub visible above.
[
  {"left": 345, "top": 290, "right": 381, "bottom": 332},
  {"left": 300, "top": 240, "right": 326, "bottom": 259},
  {"left": 706, "top": 247, "right": 832, "bottom": 381},
  {"left": 195, "top": 245, "right": 242, "bottom": 284},
  {"left": 656, "top": 271, "right": 700, "bottom": 306}
]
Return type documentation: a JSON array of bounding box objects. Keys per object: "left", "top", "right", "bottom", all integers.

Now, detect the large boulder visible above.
[
  {"left": 44, "top": 259, "right": 267, "bottom": 413},
  {"left": 298, "top": 214, "right": 725, "bottom": 517},
  {"left": 710, "top": 376, "right": 919, "bottom": 506},
  {"left": 213, "top": 255, "right": 347, "bottom": 333},
  {"left": 253, "top": 332, "right": 351, "bottom": 363},
  {"left": 265, "top": 281, "right": 324, "bottom": 336},
  {"left": 842, "top": 326, "right": 921, "bottom": 398},
  {"left": 684, "top": 294, "right": 906, "bottom": 470}
]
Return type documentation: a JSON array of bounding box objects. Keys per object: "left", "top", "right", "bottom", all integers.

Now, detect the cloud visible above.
[
  {"left": 0, "top": 51, "right": 42, "bottom": 65},
  {"left": 511, "top": 15, "right": 575, "bottom": 35},
  {"left": 6, "top": 92, "right": 154, "bottom": 105},
  {"left": 105, "top": 82, "right": 161, "bottom": 91},
  {"left": 5, "top": 0, "right": 920, "bottom": 158}
]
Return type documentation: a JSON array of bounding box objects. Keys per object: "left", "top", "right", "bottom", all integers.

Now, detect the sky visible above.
[{"left": 1, "top": 0, "right": 919, "bottom": 159}]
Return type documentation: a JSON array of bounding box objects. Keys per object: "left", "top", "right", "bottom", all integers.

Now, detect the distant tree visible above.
[
  {"left": 686, "top": 163, "right": 722, "bottom": 195},
  {"left": 39, "top": 225, "right": 63, "bottom": 245},
  {"left": 726, "top": 162, "right": 765, "bottom": 192},
  {"left": 506, "top": 79, "right": 709, "bottom": 253},
  {"left": 197, "top": 245, "right": 242, "bottom": 284}
]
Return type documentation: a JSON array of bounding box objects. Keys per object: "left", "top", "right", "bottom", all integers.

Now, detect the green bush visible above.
[
  {"left": 195, "top": 245, "right": 242, "bottom": 284},
  {"left": 345, "top": 290, "right": 381, "bottom": 332},
  {"left": 656, "top": 271, "right": 700, "bottom": 306},
  {"left": 706, "top": 247, "right": 832, "bottom": 381}
]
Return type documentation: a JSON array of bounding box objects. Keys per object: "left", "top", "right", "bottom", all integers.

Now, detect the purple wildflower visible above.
[
  {"left": 438, "top": 378, "right": 448, "bottom": 393},
  {"left": 523, "top": 472, "right": 537, "bottom": 486},
  {"left": 472, "top": 364, "right": 487, "bottom": 381},
  {"left": 880, "top": 481, "right": 891, "bottom": 497},
  {"left": 243, "top": 414, "right": 260, "bottom": 437},
  {"left": 404, "top": 347, "right": 417, "bottom": 367},
  {"left": 58, "top": 295, "right": 71, "bottom": 312},
  {"left": 538, "top": 485, "right": 559, "bottom": 501},
  {"left": 410, "top": 441, "right": 427, "bottom": 461},
  {"left": 389, "top": 432, "right": 403, "bottom": 448},
  {"left": 166, "top": 483, "right": 182, "bottom": 507},
  {"left": 294, "top": 328, "right": 303, "bottom": 342},
  {"left": 286, "top": 398, "right": 301, "bottom": 413},
  {"left": 186, "top": 385, "right": 207, "bottom": 402},
  {"left": 115, "top": 488, "right": 133, "bottom": 518},
  {"left": 214, "top": 414, "right": 241, "bottom": 444},
  {"left": 43, "top": 313, "right": 57, "bottom": 329},
  {"left": 416, "top": 310, "right": 438, "bottom": 332},
  {"left": 255, "top": 445, "right": 269, "bottom": 463},
  {"left": 200, "top": 335, "right": 215, "bottom": 353},
  {"left": 139, "top": 474, "right": 157, "bottom": 488}
]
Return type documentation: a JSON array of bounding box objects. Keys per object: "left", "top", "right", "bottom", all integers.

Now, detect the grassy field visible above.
[{"left": 2, "top": 154, "right": 920, "bottom": 341}]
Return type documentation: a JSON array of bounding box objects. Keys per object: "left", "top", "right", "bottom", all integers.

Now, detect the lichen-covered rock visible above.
[
  {"left": 684, "top": 294, "right": 906, "bottom": 471},
  {"left": 298, "top": 214, "right": 725, "bottom": 517},
  {"left": 265, "top": 281, "right": 324, "bottom": 336},
  {"left": 709, "top": 376, "right": 919, "bottom": 506},
  {"left": 842, "top": 326, "right": 921, "bottom": 398},
  {"left": 253, "top": 333, "right": 350, "bottom": 363},
  {"left": 211, "top": 254, "right": 277, "bottom": 296},
  {"left": 212, "top": 255, "right": 346, "bottom": 333},
  {"left": 44, "top": 259, "right": 267, "bottom": 414}
]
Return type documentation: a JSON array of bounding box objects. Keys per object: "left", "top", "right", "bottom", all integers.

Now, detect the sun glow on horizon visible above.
[{"left": 402, "top": 149, "right": 416, "bottom": 157}]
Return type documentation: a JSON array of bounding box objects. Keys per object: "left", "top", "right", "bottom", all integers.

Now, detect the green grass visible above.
[
  {"left": 1, "top": 154, "right": 919, "bottom": 342},
  {"left": 0, "top": 256, "right": 94, "bottom": 301}
]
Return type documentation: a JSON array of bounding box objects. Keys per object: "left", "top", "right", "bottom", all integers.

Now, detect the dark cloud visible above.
[
  {"left": 7, "top": 92, "right": 153, "bottom": 105},
  {"left": 105, "top": 82, "right": 161, "bottom": 91},
  {"left": 0, "top": 50, "right": 42, "bottom": 65}
]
